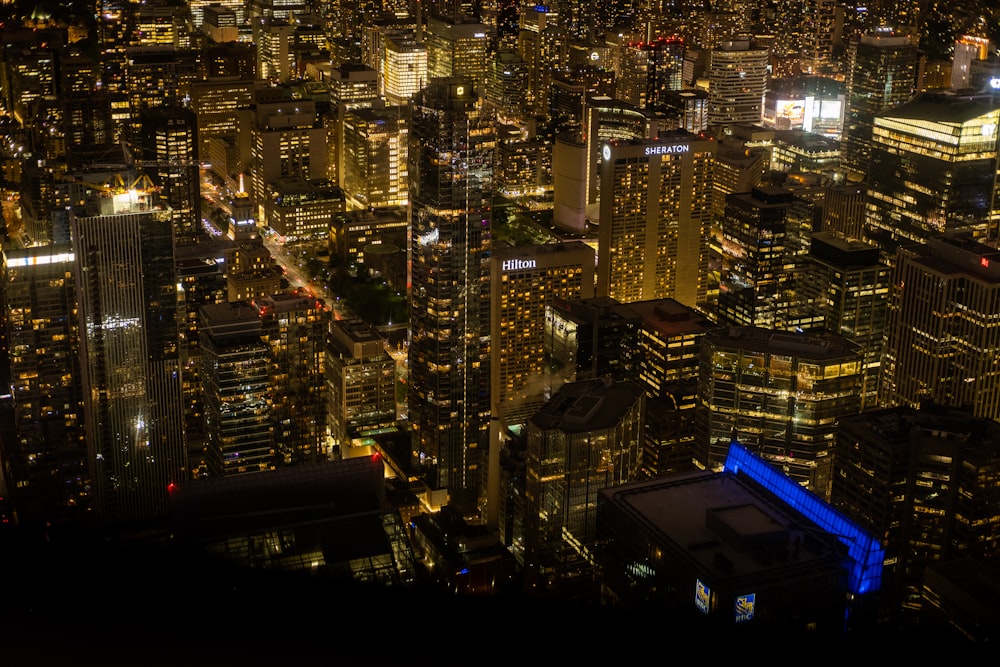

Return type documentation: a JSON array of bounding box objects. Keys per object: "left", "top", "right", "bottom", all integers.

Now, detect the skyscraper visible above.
[
  {"left": 695, "top": 326, "right": 863, "bottom": 498},
  {"left": 139, "top": 106, "right": 202, "bottom": 246},
  {"left": 2, "top": 245, "right": 89, "bottom": 527},
  {"left": 880, "top": 234, "right": 1000, "bottom": 420},
  {"left": 408, "top": 77, "right": 494, "bottom": 514},
  {"left": 597, "top": 131, "right": 716, "bottom": 309},
  {"left": 840, "top": 30, "right": 919, "bottom": 181},
  {"left": 864, "top": 90, "right": 1000, "bottom": 266},
  {"left": 705, "top": 39, "right": 769, "bottom": 128},
  {"left": 70, "top": 187, "right": 186, "bottom": 524}
]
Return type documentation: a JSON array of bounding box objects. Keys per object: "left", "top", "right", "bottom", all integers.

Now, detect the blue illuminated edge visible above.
[{"left": 723, "top": 442, "right": 883, "bottom": 596}]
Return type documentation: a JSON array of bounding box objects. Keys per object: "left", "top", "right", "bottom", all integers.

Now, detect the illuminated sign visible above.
[
  {"left": 991, "top": 77, "right": 1000, "bottom": 90},
  {"left": 602, "top": 145, "right": 611, "bottom": 160},
  {"left": 735, "top": 593, "right": 756, "bottom": 623},
  {"left": 695, "top": 580, "right": 710, "bottom": 614},
  {"left": 645, "top": 144, "right": 690, "bottom": 156},
  {"left": 501, "top": 259, "right": 537, "bottom": 271},
  {"left": 590, "top": 51, "right": 600, "bottom": 61}
]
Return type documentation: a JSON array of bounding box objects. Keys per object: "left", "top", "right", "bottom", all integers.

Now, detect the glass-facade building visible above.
[
  {"left": 408, "top": 77, "right": 494, "bottom": 514},
  {"left": 71, "top": 195, "right": 187, "bottom": 524},
  {"left": 696, "top": 326, "right": 863, "bottom": 499}
]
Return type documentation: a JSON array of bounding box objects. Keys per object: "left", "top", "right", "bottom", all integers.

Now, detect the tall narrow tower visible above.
[
  {"left": 408, "top": 77, "right": 494, "bottom": 514},
  {"left": 70, "top": 187, "right": 186, "bottom": 525}
]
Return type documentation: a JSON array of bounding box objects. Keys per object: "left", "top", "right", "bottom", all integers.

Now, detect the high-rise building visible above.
[
  {"left": 716, "top": 186, "right": 823, "bottom": 330},
  {"left": 188, "top": 77, "right": 255, "bottom": 186},
  {"left": 326, "top": 62, "right": 380, "bottom": 190},
  {"left": 254, "top": 292, "right": 328, "bottom": 466},
  {"left": 597, "top": 131, "right": 716, "bottom": 309},
  {"left": 840, "top": 30, "right": 919, "bottom": 181},
  {"left": 517, "top": 4, "right": 565, "bottom": 112},
  {"left": 325, "top": 318, "right": 397, "bottom": 457},
  {"left": 424, "top": 15, "right": 492, "bottom": 91},
  {"left": 254, "top": 18, "right": 296, "bottom": 83},
  {"left": 139, "top": 107, "right": 202, "bottom": 246},
  {"left": 864, "top": 90, "right": 1000, "bottom": 266},
  {"left": 490, "top": 241, "right": 596, "bottom": 425},
  {"left": 484, "top": 50, "right": 528, "bottom": 122},
  {"left": 1, "top": 245, "right": 89, "bottom": 527},
  {"left": 881, "top": 234, "right": 1000, "bottom": 420},
  {"left": 705, "top": 39, "right": 769, "bottom": 128},
  {"left": 584, "top": 96, "right": 656, "bottom": 208},
  {"left": 380, "top": 34, "right": 427, "bottom": 106},
  {"left": 122, "top": 46, "right": 201, "bottom": 140},
  {"left": 832, "top": 404, "right": 1000, "bottom": 624},
  {"left": 523, "top": 377, "right": 645, "bottom": 596},
  {"left": 342, "top": 104, "right": 409, "bottom": 209},
  {"left": 803, "top": 232, "right": 890, "bottom": 411},
  {"left": 616, "top": 36, "right": 686, "bottom": 110},
  {"left": 70, "top": 188, "right": 187, "bottom": 524},
  {"left": 799, "top": 0, "right": 838, "bottom": 75},
  {"left": 264, "top": 176, "right": 345, "bottom": 242},
  {"left": 951, "top": 35, "right": 991, "bottom": 91},
  {"left": 199, "top": 301, "right": 273, "bottom": 478},
  {"left": 695, "top": 326, "right": 863, "bottom": 499},
  {"left": 821, "top": 181, "right": 867, "bottom": 239},
  {"left": 250, "top": 92, "right": 329, "bottom": 223},
  {"left": 408, "top": 77, "right": 494, "bottom": 514}
]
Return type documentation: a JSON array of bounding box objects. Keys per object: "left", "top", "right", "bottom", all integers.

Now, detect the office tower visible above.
[
  {"left": 424, "top": 15, "right": 492, "bottom": 91},
  {"left": 832, "top": 404, "right": 1000, "bottom": 624},
  {"left": 330, "top": 206, "right": 409, "bottom": 273},
  {"left": 192, "top": 0, "right": 247, "bottom": 30},
  {"left": 408, "top": 77, "right": 493, "bottom": 514},
  {"left": 799, "top": 0, "right": 837, "bottom": 75},
  {"left": 342, "top": 104, "right": 409, "bottom": 209},
  {"left": 598, "top": 442, "right": 884, "bottom": 630},
  {"left": 199, "top": 302, "right": 273, "bottom": 477},
  {"left": 203, "top": 41, "right": 257, "bottom": 78},
  {"left": 250, "top": 92, "right": 328, "bottom": 223},
  {"left": 264, "top": 177, "right": 345, "bottom": 242},
  {"left": 716, "top": 186, "right": 822, "bottom": 330},
  {"left": 327, "top": 62, "right": 380, "bottom": 189},
  {"left": 769, "top": 130, "right": 841, "bottom": 176},
  {"left": 122, "top": 46, "right": 201, "bottom": 139},
  {"left": 490, "top": 241, "right": 596, "bottom": 426},
  {"left": 881, "top": 234, "right": 1000, "bottom": 420},
  {"left": 549, "top": 65, "right": 617, "bottom": 129},
  {"left": 130, "top": 0, "right": 191, "bottom": 48},
  {"left": 485, "top": 50, "right": 528, "bottom": 122},
  {"left": 254, "top": 18, "right": 296, "bottom": 83},
  {"left": 200, "top": 4, "right": 240, "bottom": 43},
  {"left": 255, "top": 292, "right": 328, "bottom": 466},
  {"left": 696, "top": 327, "right": 863, "bottom": 498},
  {"left": 139, "top": 107, "right": 203, "bottom": 246},
  {"left": 188, "top": 78, "right": 255, "bottom": 186},
  {"left": 598, "top": 132, "right": 716, "bottom": 310},
  {"left": 70, "top": 189, "right": 186, "bottom": 524},
  {"left": 380, "top": 34, "right": 428, "bottom": 106},
  {"left": 705, "top": 39, "right": 769, "bottom": 128},
  {"left": 659, "top": 89, "right": 709, "bottom": 134},
  {"left": 523, "top": 377, "right": 645, "bottom": 596},
  {"left": 248, "top": 0, "right": 308, "bottom": 22},
  {"left": 1, "top": 41, "right": 57, "bottom": 121},
  {"left": 584, "top": 96, "right": 656, "bottom": 208},
  {"left": 325, "top": 318, "right": 397, "bottom": 457},
  {"left": 517, "top": 4, "right": 565, "bottom": 112},
  {"left": 495, "top": 133, "right": 550, "bottom": 201},
  {"left": 175, "top": 240, "right": 229, "bottom": 479},
  {"left": 803, "top": 232, "right": 889, "bottom": 411},
  {"left": 616, "top": 36, "right": 685, "bottom": 110},
  {"left": 626, "top": 298, "right": 713, "bottom": 478},
  {"left": 821, "top": 181, "right": 867, "bottom": 239},
  {"left": 952, "top": 35, "right": 991, "bottom": 90},
  {"left": 1, "top": 245, "right": 89, "bottom": 527},
  {"left": 864, "top": 90, "right": 1000, "bottom": 266},
  {"left": 840, "top": 30, "right": 919, "bottom": 181},
  {"left": 551, "top": 133, "right": 588, "bottom": 233}
]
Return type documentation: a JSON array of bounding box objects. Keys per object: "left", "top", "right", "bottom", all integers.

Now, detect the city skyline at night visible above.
[{"left": 2, "top": 0, "right": 1000, "bottom": 652}]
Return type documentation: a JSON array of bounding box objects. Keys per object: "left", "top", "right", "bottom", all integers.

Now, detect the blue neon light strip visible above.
[{"left": 723, "top": 442, "right": 883, "bottom": 595}]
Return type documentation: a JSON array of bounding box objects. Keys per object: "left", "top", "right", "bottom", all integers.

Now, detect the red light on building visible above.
[{"left": 982, "top": 257, "right": 990, "bottom": 268}]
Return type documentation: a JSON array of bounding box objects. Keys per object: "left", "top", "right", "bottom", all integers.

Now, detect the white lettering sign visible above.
[
  {"left": 502, "top": 259, "right": 537, "bottom": 271},
  {"left": 645, "top": 144, "right": 691, "bottom": 156}
]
